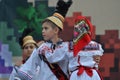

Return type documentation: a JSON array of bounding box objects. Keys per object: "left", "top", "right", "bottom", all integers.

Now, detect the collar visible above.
[
  {"left": 46, "top": 39, "right": 63, "bottom": 50},
  {"left": 46, "top": 39, "right": 63, "bottom": 45}
]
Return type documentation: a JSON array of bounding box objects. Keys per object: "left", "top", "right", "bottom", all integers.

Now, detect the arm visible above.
[
  {"left": 16, "top": 48, "right": 41, "bottom": 80},
  {"left": 9, "top": 66, "right": 21, "bottom": 80},
  {"left": 93, "top": 43, "right": 104, "bottom": 64},
  {"left": 45, "top": 42, "right": 68, "bottom": 63}
]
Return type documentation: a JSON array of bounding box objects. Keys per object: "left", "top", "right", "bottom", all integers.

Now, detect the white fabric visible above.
[
  {"left": 9, "top": 48, "right": 38, "bottom": 80},
  {"left": 70, "top": 69, "right": 101, "bottom": 80},
  {"left": 9, "top": 66, "right": 21, "bottom": 80},
  {"left": 17, "top": 42, "right": 69, "bottom": 80},
  {"left": 69, "top": 41, "right": 104, "bottom": 80}
]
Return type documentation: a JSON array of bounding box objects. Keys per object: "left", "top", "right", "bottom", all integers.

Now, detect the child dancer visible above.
[
  {"left": 9, "top": 28, "right": 38, "bottom": 80},
  {"left": 69, "top": 16, "right": 104, "bottom": 80},
  {"left": 15, "top": 0, "right": 72, "bottom": 80}
]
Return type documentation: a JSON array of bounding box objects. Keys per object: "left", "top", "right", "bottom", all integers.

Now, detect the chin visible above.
[{"left": 43, "top": 38, "right": 49, "bottom": 41}]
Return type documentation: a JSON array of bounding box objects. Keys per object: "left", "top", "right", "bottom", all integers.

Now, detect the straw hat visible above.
[
  {"left": 22, "top": 35, "right": 36, "bottom": 47},
  {"left": 44, "top": 13, "right": 64, "bottom": 30}
]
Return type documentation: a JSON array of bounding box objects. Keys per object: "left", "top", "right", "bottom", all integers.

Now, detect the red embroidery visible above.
[
  {"left": 83, "top": 43, "right": 100, "bottom": 51},
  {"left": 39, "top": 45, "right": 63, "bottom": 54}
]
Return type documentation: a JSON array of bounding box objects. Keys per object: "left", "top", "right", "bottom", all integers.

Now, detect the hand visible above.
[
  {"left": 15, "top": 61, "right": 22, "bottom": 67},
  {"left": 93, "top": 55, "right": 101, "bottom": 64},
  {"left": 37, "top": 41, "right": 44, "bottom": 47}
]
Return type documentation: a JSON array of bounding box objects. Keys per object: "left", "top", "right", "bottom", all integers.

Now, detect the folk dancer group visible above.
[{"left": 9, "top": 0, "right": 104, "bottom": 80}]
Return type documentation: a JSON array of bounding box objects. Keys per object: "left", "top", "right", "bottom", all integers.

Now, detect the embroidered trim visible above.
[{"left": 18, "top": 70, "right": 32, "bottom": 80}]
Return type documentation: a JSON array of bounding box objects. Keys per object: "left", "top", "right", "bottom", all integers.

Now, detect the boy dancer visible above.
[
  {"left": 15, "top": 0, "right": 72, "bottom": 80},
  {"left": 69, "top": 16, "right": 104, "bottom": 80}
]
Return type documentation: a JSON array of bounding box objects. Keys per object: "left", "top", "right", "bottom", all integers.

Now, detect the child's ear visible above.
[{"left": 54, "top": 27, "right": 59, "bottom": 33}]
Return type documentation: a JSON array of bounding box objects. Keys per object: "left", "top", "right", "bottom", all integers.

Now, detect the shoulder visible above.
[
  {"left": 84, "top": 41, "right": 100, "bottom": 50},
  {"left": 37, "top": 43, "right": 47, "bottom": 52},
  {"left": 79, "top": 40, "right": 104, "bottom": 56},
  {"left": 89, "top": 41, "right": 99, "bottom": 44},
  {"left": 89, "top": 41, "right": 103, "bottom": 50},
  {"left": 62, "top": 41, "right": 73, "bottom": 51}
]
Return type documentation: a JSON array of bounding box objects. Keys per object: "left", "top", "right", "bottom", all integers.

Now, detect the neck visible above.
[{"left": 51, "top": 36, "right": 60, "bottom": 44}]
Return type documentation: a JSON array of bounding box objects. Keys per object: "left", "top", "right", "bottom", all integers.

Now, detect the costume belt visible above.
[
  {"left": 71, "top": 65, "right": 103, "bottom": 80},
  {"left": 77, "top": 65, "right": 95, "bottom": 77}
]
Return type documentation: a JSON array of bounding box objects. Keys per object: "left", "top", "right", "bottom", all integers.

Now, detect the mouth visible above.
[
  {"left": 42, "top": 34, "right": 46, "bottom": 37},
  {"left": 42, "top": 35, "right": 48, "bottom": 40}
]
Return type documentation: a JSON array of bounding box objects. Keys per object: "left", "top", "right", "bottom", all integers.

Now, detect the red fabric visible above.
[
  {"left": 59, "top": 77, "right": 65, "bottom": 80},
  {"left": 77, "top": 66, "right": 93, "bottom": 77},
  {"left": 75, "top": 16, "right": 93, "bottom": 37},
  {"left": 73, "top": 34, "right": 91, "bottom": 56},
  {"left": 73, "top": 16, "right": 93, "bottom": 56},
  {"left": 50, "top": 63, "right": 68, "bottom": 80}
]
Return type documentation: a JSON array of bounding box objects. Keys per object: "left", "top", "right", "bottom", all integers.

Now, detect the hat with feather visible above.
[{"left": 43, "top": 0, "right": 72, "bottom": 30}]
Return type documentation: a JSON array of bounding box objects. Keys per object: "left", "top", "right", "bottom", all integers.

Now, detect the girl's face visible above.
[
  {"left": 22, "top": 43, "right": 36, "bottom": 61},
  {"left": 42, "top": 22, "right": 57, "bottom": 41}
]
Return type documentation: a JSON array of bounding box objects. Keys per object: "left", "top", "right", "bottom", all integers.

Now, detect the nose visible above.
[
  {"left": 27, "top": 47, "right": 31, "bottom": 51},
  {"left": 42, "top": 28, "right": 44, "bottom": 33},
  {"left": 42, "top": 29, "right": 45, "bottom": 35}
]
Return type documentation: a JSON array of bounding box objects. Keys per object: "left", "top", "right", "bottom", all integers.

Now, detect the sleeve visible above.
[
  {"left": 68, "top": 52, "right": 79, "bottom": 72},
  {"left": 78, "top": 41, "right": 104, "bottom": 67},
  {"left": 91, "top": 43, "right": 104, "bottom": 56},
  {"left": 9, "top": 66, "right": 21, "bottom": 80},
  {"left": 16, "top": 48, "right": 41, "bottom": 80},
  {"left": 79, "top": 42, "right": 104, "bottom": 57},
  {"left": 98, "top": 43, "right": 104, "bottom": 56}
]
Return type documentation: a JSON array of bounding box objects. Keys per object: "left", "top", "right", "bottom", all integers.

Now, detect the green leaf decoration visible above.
[{"left": 14, "top": 3, "right": 49, "bottom": 40}]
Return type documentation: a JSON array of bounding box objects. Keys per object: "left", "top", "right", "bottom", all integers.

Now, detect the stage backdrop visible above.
[{"left": 0, "top": 0, "right": 120, "bottom": 80}]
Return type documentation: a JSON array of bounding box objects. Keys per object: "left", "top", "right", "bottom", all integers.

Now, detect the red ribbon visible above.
[{"left": 77, "top": 66, "right": 93, "bottom": 77}]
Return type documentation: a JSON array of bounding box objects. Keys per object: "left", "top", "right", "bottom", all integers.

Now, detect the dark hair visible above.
[{"left": 42, "top": 19, "right": 62, "bottom": 31}]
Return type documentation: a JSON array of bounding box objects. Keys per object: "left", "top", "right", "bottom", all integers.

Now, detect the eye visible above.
[
  {"left": 29, "top": 46, "right": 33, "bottom": 49},
  {"left": 24, "top": 46, "right": 28, "bottom": 49},
  {"left": 44, "top": 27, "right": 48, "bottom": 30},
  {"left": 42, "top": 26, "right": 48, "bottom": 31}
]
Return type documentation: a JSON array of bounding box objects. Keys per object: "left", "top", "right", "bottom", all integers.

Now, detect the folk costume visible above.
[
  {"left": 69, "top": 16, "right": 104, "bottom": 80},
  {"left": 9, "top": 28, "right": 37, "bottom": 80},
  {"left": 15, "top": 0, "right": 72, "bottom": 80}
]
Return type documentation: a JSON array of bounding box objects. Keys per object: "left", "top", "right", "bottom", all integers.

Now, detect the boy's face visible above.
[{"left": 42, "top": 22, "right": 57, "bottom": 41}]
